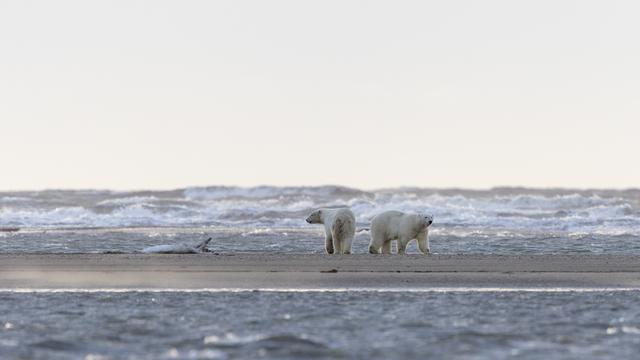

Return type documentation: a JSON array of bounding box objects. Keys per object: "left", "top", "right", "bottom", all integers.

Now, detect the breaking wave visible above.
[{"left": 1, "top": 186, "right": 639, "bottom": 237}]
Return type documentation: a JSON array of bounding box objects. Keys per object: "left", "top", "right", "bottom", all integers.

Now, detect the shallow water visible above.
[
  {"left": 2, "top": 226, "right": 640, "bottom": 255},
  {"left": 1, "top": 291, "right": 639, "bottom": 360},
  {"left": 2, "top": 187, "right": 640, "bottom": 359},
  {"left": 1, "top": 186, "right": 640, "bottom": 254}
]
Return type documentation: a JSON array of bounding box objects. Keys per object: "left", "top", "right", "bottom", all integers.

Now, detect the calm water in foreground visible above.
[{"left": 1, "top": 290, "right": 640, "bottom": 360}]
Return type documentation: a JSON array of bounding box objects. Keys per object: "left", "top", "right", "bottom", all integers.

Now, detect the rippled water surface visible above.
[
  {"left": 1, "top": 291, "right": 639, "bottom": 360},
  {"left": 3, "top": 188, "right": 639, "bottom": 359},
  {"left": 1, "top": 186, "right": 640, "bottom": 254}
]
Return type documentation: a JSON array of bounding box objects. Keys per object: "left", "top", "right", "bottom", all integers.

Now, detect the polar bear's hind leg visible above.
[
  {"left": 332, "top": 235, "right": 342, "bottom": 255},
  {"left": 332, "top": 215, "right": 355, "bottom": 255},
  {"left": 381, "top": 241, "right": 391, "bottom": 254},
  {"left": 342, "top": 235, "right": 353, "bottom": 254}
]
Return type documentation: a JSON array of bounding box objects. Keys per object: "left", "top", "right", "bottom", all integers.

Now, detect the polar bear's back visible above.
[
  {"left": 371, "top": 210, "right": 405, "bottom": 226},
  {"left": 371, "top": 210, "right": 413, "bottom": 239},
  {"left": 330, "top": 208, "right": 356, "bottom": 239},
  {"left": 333, "top": 208, "right": 355, "bottom": 222}
]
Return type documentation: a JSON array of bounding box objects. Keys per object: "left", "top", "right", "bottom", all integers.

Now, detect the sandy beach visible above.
[{"left": 2, "top": 254, "right": 639, "bottom": 290}]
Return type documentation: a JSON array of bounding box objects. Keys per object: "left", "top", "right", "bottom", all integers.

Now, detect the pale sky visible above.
[{"left": 1, "top": 0, "right": 639, "bottom": 190}]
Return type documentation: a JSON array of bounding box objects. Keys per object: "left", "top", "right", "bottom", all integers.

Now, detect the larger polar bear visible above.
[
  {"left": 369, "top": 211, "right": 433, "bottom": 255},
  {"left": 306, "top": 208, "right": 356, "bottom": 254}
]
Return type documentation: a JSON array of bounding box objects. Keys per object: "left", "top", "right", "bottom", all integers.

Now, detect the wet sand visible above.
[{"left": 1, "top": 254, "right": 640, "bottom": 290}]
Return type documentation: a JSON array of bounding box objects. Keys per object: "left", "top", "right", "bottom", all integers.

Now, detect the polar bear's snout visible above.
[{"left": 305, "top": 210, "right": 322, "bottom": 224}]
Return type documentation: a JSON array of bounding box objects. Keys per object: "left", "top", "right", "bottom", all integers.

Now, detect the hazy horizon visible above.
[
  {"left": 2, "top": 0, "right": 639, "bottom": 190},
  {"left": 2, "top": 183, "right": 640, "bottom": 193}
]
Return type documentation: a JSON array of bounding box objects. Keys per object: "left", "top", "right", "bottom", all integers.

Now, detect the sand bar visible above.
[{"left": 1, "top": 254, "right": 639, "bottom": 290}]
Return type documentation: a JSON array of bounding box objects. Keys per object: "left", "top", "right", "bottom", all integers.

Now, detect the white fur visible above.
[
  {"left": 368, "top": 211, "right": 433, "bottom": 255},
  {"left": 306, "top": 208, "right": 356, "bottom": 254}
]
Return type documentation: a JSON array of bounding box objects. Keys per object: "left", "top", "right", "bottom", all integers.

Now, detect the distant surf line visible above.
[{"left": 1, "top": 287, "right": 639, "bottom": 293}]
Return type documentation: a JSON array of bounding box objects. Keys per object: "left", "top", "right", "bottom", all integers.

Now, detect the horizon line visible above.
[{"left": 1, "top": 184, "right": 639, "bottom": 193}]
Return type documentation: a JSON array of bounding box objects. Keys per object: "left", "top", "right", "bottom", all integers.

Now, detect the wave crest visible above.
[{"left": 0, "top": 187, "right": 638, "bottom": 236}]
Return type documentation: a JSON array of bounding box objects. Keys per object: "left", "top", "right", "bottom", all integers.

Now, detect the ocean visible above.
[
  {"left": 2, "top": 290, "right": 640, "bottom": 359},
  {"left": 1, "top": 186, "right": 639, "bottom": 254},
  {"left": 2, "top": 186, "right": 640, "bottom": 359}
]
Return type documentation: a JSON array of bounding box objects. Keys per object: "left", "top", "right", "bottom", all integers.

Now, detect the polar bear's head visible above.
[
  {"left": 305, "top": 209, "right": 323, "bottom": 224},
  {"left": 418, "top": 214, "right": 434, "bottom": 229}
]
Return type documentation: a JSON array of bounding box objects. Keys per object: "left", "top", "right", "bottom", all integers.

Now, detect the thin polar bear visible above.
[
  {"left": 369, "top": 211, "right": 433, "bottom": 255},
  {"left": 306, "top": 208, "right": 356, "bottom": 254}
]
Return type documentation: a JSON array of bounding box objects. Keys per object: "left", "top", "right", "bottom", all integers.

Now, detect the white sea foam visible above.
[
  {"left": 97, "top": 196, "right": 159, "bottom": 206},
  {"left": 1, "top": 187, "right": 639, "bottom": 238}
]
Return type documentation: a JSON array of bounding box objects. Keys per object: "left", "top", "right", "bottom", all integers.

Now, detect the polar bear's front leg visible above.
[
  {"left": 417, "top": 231, "right": 430, "bottom": 255},
  {"left": 325, "top": 234, "right": 334, "bottom": 254}
]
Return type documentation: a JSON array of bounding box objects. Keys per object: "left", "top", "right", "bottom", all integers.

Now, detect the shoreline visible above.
[{"left": 1, "top": 254, "right": 640, "bottom": 290}]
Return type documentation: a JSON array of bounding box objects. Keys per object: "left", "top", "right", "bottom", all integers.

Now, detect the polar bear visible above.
[
  {"left": 306, "top": 208, "right": 356, "bottom": 254},
  {"left": 368, "top": 211, "right": 433, "bottom": 255}
]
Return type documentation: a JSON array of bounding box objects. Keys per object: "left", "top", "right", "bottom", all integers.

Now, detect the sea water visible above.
[
  {"left": 1, "top": 290, "right": 640, "bottom": 359},
  {"left": 2, "top": 187, "right": 640, "bottom": 359},
  {"left": 1, "top": 186, "right": 639, "bottom": 254}
]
